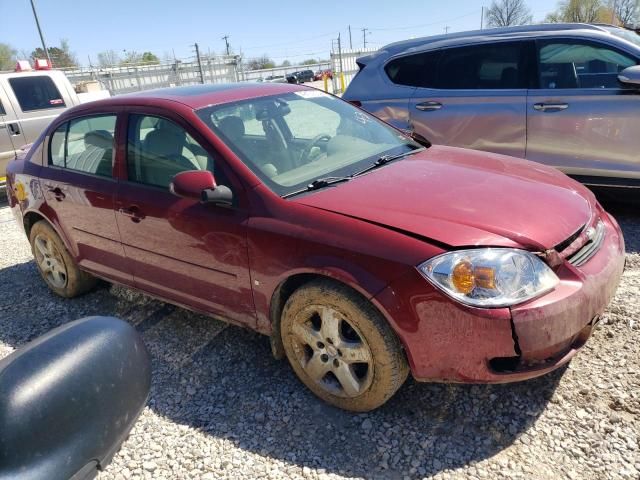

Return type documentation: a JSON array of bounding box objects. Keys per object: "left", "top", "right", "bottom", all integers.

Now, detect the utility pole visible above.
[
  {"left": 222, "top": 35, "right": 230, "bottom": 56},
  {"left": 481, "top": 6, "right": 484, "bottom": 30},
  {"left": 194, "top": 43, "right": 204, "bottom": 84},
  {"left": 361, "top": 27, "right": 369, "bottom": 49},
  {"left": 348, "top": 25, "right": 353, "bottom": 49},
  {"left": 30, "top": 0, "right": 51, "bottom": 64},
  {"left": 444, "top": 26, "right": 450, "bottom": 34}
]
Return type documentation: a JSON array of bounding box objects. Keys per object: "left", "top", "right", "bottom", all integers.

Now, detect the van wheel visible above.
[
  {"left": 281, "top": 279, "right": 408, "bottom": 412},
  {"left": 30, "top": 221, "right": 97, "bottom": 298}
]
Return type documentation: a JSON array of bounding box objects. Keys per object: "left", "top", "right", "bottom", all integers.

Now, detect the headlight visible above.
[{"left": 418, "top": 248, "right": 559, "bottom": 308}]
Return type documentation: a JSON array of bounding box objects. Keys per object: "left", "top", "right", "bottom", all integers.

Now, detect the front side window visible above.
[
  {"left": 127, "top": 115, "right": 216, "bottom": 188},
  {"left": 197, "top": 90, "right": 418, "bottom": 197},
  {"left": 9, "top": 76, "right": 66, "bottom": 112},
  {"left": 537, "top": 40, "right": 636, "bottom": 89},
  {"left": 48, "top": 115, "right": 116, "bottom": 177},
  {"left": 435, "top": 42, "right": 528, "bottom": 89}
]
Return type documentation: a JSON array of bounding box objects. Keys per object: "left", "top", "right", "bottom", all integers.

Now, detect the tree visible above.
[
  {"left": 246, "top": 54, "right": 275, "bottom": 70},
  {"left": 120, "top": 50, "right": 142, "bottom": 65},
  {"left": 31, "top": 39, "right": 77, "bottom": 68},
  {"left": 485, "top": 0, "right": 533, "bottom": 26},
  {"left": 97, "top": 49, "right": 120, "bottom": 67},
  {"left": 545, "top": 0, "right": 611, "bottom": 23},
  {"left": 0, "top": 43, "right": 17, "bottom": 71},
  {"left": 141, "top": 52, "right": 160, "bottom": 64},
  {"left": 280, "top": 60, "right": 291, "bottom": 67},
  {"left": 301, "top": 58, "right": 319, "bottom": 65},
  {"left": 610, "top": 0, "right": 639, "bottom": 25}
]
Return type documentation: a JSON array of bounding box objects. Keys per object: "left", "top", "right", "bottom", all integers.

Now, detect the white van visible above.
[{"left": 0, "top": 68, "right": 109, "bottom": 190}]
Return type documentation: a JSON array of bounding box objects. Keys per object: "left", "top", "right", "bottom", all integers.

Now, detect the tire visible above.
[
  {"left": 29, "top": 221, "right": 97, "bottom": 298},
  {"left": 281, "top": 279, "right": 409, "bottom": 412}
]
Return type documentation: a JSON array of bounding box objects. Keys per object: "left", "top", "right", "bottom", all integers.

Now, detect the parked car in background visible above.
[
  {"left": 344, "top": 23, "right": 640, "bottom": 190},
  {"left": 264, "top": 75, "right": 287, "bottom": 83},
  {"left": 0, "top": 63, "right": 109, "bottom": 191},
  {"left": 287, "top": 70, "right": 315, "bottom": 84},
  {"left": 7, "top": 83, "right": 624, "bottom": 411}
]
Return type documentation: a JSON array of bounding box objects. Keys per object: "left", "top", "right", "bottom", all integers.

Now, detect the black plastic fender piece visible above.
[{"left": 0, "top": 316, "right": 151, "bottom": 480}]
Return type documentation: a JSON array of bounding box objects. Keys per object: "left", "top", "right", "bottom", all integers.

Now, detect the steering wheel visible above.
[{"left": 299, "top": 134, "right": 332, "bottom": 165}]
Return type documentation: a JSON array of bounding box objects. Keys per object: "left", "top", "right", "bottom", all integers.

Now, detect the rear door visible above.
[
  {"left": 39, "top": 111, "right": 131, "bottom": 284},
  {"left": 115, "top": 109, "right": 255, "bottom": 326},
  {"left": 4, "top": 73, "right": 69, "bottom": 145},
  {"left": 407, "top": 40, "right": 532, "bottom": 158},
  {"left": 526, "top": 38, "right": 640, "bottom": 183}
]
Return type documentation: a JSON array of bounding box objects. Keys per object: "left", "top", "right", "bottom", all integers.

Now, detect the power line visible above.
[{"left": 366, "top": 10, "right": 481, "bottom": 32}]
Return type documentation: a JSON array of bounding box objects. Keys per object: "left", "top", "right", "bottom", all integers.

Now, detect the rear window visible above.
[
  {"left": 8, "top": 76, "right": 66, "bottom": 112},
  {"left": 385, "top": 41, "right": 528, "bottom": 89}
]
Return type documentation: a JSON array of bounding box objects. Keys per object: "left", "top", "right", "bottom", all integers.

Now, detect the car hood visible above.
[{"left": 293, "top": 146, "right": 595, "bottom": 250}]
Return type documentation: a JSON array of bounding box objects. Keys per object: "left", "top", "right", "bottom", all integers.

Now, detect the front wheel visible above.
[{"left": 281, "top": 279, "right": 408, "bottom": 412}]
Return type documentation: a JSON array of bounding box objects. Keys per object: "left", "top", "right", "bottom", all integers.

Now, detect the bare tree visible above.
[
  {"left": 485, "top": 0, "right": 533, "bottom": 27},
  {"left": 97, "top": 49, "right": 120, "bottom": 67},
  {"left": 610, "top": 0, "right": 639, "bottom": 25}
]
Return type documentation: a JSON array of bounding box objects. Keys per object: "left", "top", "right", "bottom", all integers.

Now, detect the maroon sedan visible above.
[{"left": 6, "top": 83, "right": 625, "bottom": 411}]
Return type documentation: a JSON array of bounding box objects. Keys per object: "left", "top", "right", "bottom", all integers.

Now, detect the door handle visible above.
[
  {"left": 7, "top": 123, "right": 21, "bottom": 136},
  {"left": 415, "top": 101, "right": 443, "bottom": 112},
  {"left": 533, "top": 103, "right": 569, "bottom": 112},
  {"left": 118, "top": 206, "right": 145, "bottom": 223}
]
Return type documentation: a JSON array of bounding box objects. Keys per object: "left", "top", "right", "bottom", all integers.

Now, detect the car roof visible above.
[
  {"left": 373, "top": 23, "right": 634, "bottom": 58},
  {"left": 86, "top": 82, "right": 308, "bottom": 110}
]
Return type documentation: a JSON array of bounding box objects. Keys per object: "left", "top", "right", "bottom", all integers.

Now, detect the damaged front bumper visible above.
[{"left": 373, "top": 212, "right": 625, "bottom": 383}]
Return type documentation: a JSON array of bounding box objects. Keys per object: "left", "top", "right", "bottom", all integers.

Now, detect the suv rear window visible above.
[
  {"left": 8, "top": 76, "right": 66, "bottom": 112},
  {"left": 386, "top": 41, "right": 528, "bottom": 89}
]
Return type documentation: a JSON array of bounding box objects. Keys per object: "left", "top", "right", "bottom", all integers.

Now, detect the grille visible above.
[{"left": 568, "top": 220, "right": 605, "bottom": 267}]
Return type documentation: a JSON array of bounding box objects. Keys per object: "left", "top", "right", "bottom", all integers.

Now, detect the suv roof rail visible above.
[{"left": 382, "top": 23, "right": 610, "bottom": 52}]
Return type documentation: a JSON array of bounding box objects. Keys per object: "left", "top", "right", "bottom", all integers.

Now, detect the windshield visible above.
[{"left": 196, "top": 90, "right": 418, "bottom": 196}]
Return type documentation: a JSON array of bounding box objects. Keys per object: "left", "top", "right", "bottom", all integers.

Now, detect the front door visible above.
[
  {"left": 408, "top": 40, "right": 531, "bottom": 158},
  {"left": 526, "top": 39, "right": 640, "bottom": 184},
  {"left": 39, "top": 112, "right": 131, "bottom": 284},
  {"left": 115, "top": 111, "right": 255, "bottom": 326}
]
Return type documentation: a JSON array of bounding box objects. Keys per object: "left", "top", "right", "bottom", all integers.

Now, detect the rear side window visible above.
[
  {"left": 0, "top": 101, "right": 5, "bottom": 116},
  {"left": 385, "top": 51, "right": 441, "bottom": 87},
  {"left": 8, "top": 76, "right": 66, "bottom": 112},
  {"left": 537, "top": 40, "right": 636, "bottom": 89},
  {"left": 48, "top": 115, "right": 116, "bottom": 177},
  {"left": 435, "top": 42, "right": 527, "bottom": 89}
]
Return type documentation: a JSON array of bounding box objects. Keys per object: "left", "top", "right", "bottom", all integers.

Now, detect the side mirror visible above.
[
  {"left": 618, "top": 65, "right": 640, "bottom": 87},
  {"left": 170, "top": 170, "right": 216, "bottom": 200},
  {"left": 0, "top": 316, "right": 151, "bottom": 480}
]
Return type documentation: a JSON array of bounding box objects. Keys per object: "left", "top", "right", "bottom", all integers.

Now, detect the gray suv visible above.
[{"left": 343, "top": 23, "right": 640, "bottom": 189}]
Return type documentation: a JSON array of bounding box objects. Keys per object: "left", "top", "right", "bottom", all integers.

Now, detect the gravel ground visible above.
[{"left": 0, "top": 199, "right": 638, "bottom": 480}]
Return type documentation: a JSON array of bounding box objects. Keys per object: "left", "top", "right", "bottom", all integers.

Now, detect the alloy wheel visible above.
[
  {"left": 289, "top": 305, "right": 373, "bottom": 398},
  {"left": 34, "top": 234, "right": 68, "bottom": 289}
]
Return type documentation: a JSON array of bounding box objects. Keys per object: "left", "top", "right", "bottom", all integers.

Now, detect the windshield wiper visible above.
[
  {"left": 352, "top": 147, "right": 425, "bottom": 178},
  {"left": 281, "top": 176, "right": 352, "bottom": 198}
]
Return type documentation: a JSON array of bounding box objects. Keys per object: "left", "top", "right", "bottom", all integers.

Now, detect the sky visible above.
[{"left": 2, "top": 0, "right": 561, "bottom": 67}]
